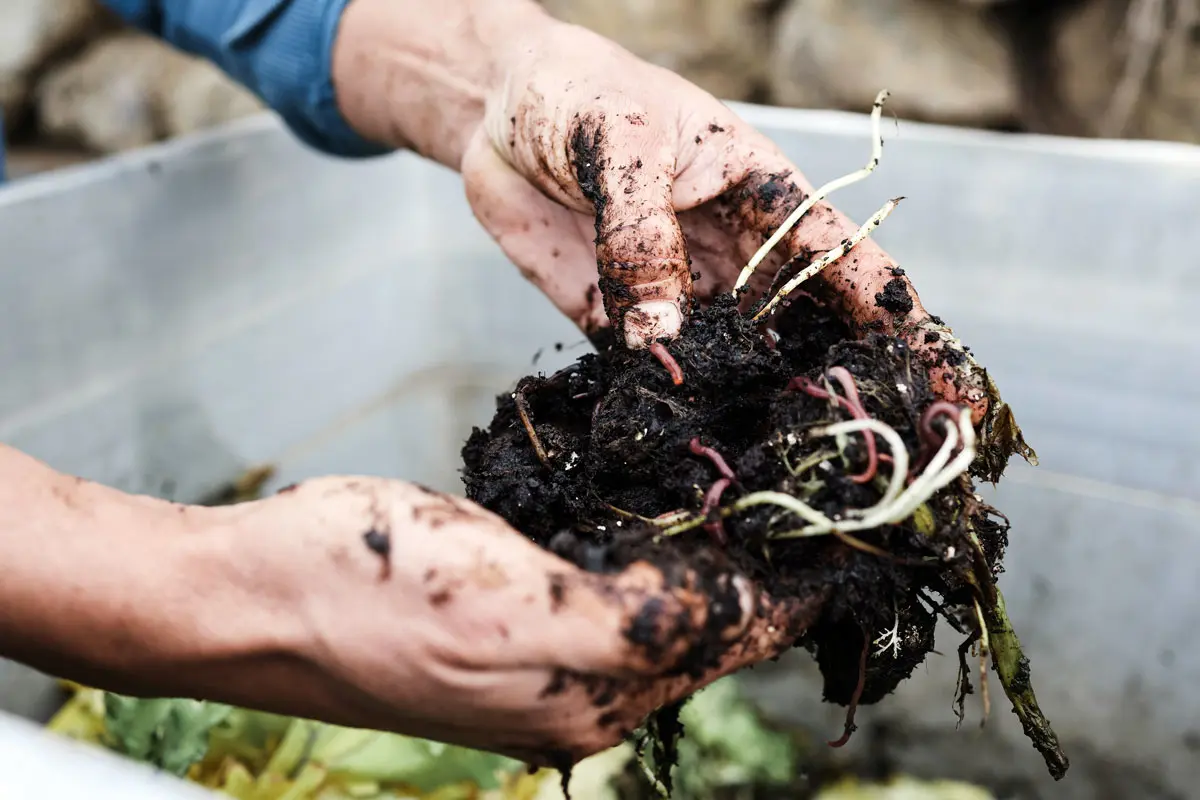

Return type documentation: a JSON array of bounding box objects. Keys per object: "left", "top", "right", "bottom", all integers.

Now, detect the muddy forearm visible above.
[
  {"left": 0, "top": 445, "right": 293, "bottom": 695},
  {"left": 331, "top": 0, "right": 553, "bottom": 169}
]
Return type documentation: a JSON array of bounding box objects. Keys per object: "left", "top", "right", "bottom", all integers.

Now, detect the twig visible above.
[
  {"left": 733, "top": 90, "right": 890, "bottom": 294},
  {"left": 753, "top": 198, "right": 903, "bottom": 322},
  {"left": 513, "top": 384, "right": 550, "bottom": 468},
  {"left": 974, "top": 599, "right": 992, "bottom": 727},
  {"left": 831, "top": 530, "right": 898, "bottom": 559}
]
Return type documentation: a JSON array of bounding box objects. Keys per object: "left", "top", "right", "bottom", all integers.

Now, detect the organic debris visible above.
[
  {"left": 461, "top": 92, "right": 1066, "bottom": 785},
  {"left": 47, "top": 682, "right": 545, "bottom": 800}
]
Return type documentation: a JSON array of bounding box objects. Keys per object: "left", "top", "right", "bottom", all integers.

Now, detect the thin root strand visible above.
[
  {"left": 753, "top": 197, "right": 904, "bottom": 323},
  {"left": 733, "top": 89, "right": 891, "bottom": 293}
]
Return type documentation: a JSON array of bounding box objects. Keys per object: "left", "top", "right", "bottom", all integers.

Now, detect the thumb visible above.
[{"left": 568, "top": 115, "right": 693, "bottom": 349}]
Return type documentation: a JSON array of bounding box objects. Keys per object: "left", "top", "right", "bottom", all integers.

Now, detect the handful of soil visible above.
[{"left": 462, "top": 292, "right": 1066, "bottom": 785}]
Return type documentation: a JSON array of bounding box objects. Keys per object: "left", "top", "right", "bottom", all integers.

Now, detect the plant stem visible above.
[{"left": 965, "top": 528, "right": 1069, "bottom": 780}]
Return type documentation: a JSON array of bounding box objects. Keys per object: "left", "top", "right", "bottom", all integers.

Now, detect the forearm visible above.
[
  {"left": 330, "top": 0, "right": 553, "bottom": 168},
  {"left": 0, "top": 445, "right": 292, "bottom": 695},
  {"left": 100, "top": 0, "right": 557, "bottom": 167}
]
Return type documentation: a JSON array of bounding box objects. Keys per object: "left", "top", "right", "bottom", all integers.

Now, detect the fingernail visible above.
[{"left": 623, "top": 300, "right": 683, "bottom": 349}]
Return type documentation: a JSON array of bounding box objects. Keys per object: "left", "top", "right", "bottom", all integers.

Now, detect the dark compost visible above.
[{"left": 461, "top": 291, "right": 1068, "bottom": 786}]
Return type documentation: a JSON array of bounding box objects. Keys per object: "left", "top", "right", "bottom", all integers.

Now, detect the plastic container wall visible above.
[{"left": 0, "top": 105, "right": 1198, "bottom": 798}]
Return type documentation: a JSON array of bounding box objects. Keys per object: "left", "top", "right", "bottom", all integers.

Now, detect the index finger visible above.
[{"left": 565, "top": 112, "right": 694, "bottom": 350}]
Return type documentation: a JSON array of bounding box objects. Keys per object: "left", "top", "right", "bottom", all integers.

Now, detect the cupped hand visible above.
[
  {"left": 224, "top": 477, "right": 823, "bottom": 766},
  {"left": 461, "top": 19, "right": 987, "bottom": 421}
]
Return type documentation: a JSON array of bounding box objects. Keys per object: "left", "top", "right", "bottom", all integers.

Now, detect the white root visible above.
[
  {"left": 752, "top": 196, "right": 903, "bottom": 323},
  {"left": 817, "top": 417, "right": 909, "bottom": 514},
  {"left": 731, "top": 88, "right": 890, "bottom": 296},
  {"left": 874, "top": 601, "right": 901, "bottom": 659},
  {"left": 731, "top": 490, "right": 831, "bottom": 528},
  {"left": 748, "top": 408, "right": 975, "bottom": 540}
]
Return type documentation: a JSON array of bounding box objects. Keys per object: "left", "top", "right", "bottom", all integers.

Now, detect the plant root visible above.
[
  {"left": 754, "top": 197, "right": 904, "bottom": 323},
  {"left": 733, "top": 89, "right": 890, "bottom": 294}
]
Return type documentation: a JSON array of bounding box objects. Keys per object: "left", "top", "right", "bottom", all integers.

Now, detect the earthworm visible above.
[
  {"left": 912, "top": 400, "right": 964, "bottom": 475},
  {"left": 786, "top": 371, "right": 878, "bottom": 483},
  {"left": 689, "top": 437, "right": 735, "bottom": 480},
  {"left": 649, "top": 341, "right": 684, "bottom": 386},
  {"left": 828, "top": 632, "right": 870, "bottom": 748},
  {"left": 700, "top": 478, "right": 731, "bottom": 547}
]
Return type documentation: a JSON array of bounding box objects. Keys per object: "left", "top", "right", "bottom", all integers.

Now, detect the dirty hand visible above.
[
  {"left": 0, "top": 446, "right": 818, "bottom": 768},
  {"left": 226, "top": 478, "right": 821, "bottom": 765},
  {"left": 332, "top": 0, "right": 986, "bottom": 419}
]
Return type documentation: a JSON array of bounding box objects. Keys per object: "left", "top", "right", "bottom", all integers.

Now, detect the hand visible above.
[
  {"left": 0, "top": 450, "right": 819, "bottom": 766},
  {"left": 458, "top": 19, "right": 987, "bottom": 420},
  {"left": 187, "top": 478, "right": 823, "bottom": 765},
  {"left": 332, "top": 0, "right": 989, "bottom": 421}
]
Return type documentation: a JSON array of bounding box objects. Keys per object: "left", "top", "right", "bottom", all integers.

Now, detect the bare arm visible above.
[
  {"left": 331, "top": 0, "right": 553, "bottom": 169},
  {"left": 0, "top": 445, "right": 293, "bottom": 697}
]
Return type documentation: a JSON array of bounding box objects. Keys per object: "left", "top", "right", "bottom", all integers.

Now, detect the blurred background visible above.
[{"left": 2, "top": 0, "right": 1199, "bottom": 179}]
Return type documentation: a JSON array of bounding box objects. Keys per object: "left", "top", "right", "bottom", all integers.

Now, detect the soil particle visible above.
[
  {"left": 569, "top": 115, "right": 606, "bottom": 222},
  {"left": 874, "top": 277, "right": 915, "bottom": 315}
]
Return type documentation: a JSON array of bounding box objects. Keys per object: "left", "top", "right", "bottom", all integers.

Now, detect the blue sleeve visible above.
[{"left": 100, "top": 0, "right": 393, "bottom": 158}]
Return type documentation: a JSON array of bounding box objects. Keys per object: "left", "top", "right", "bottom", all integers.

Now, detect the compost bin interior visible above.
[{"left": 1, "top": 108, "right": 1200, "bottom": 800}]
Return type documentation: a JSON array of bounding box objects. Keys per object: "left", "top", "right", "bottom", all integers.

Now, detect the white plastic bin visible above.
[{"left": 1, "top": 104, "right": 1198, "bottom": 799}]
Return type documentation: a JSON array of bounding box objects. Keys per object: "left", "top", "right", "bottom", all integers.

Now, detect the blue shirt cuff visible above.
[{"left": 102, "top": 0, "right": 394, "bottom": 159}]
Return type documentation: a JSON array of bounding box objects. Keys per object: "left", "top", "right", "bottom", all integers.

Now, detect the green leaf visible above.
[
  {"left": 314, "top": 726, "right": 523, "bottom": 791},
  {"left": 102, "top": 694, "right": 232, "bottom": 776},
  {"left": 630, "top": 678, "right": 801, "bottom": 799}
]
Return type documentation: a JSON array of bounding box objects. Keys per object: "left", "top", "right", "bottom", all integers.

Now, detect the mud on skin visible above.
[{"left": 461, "top": 293, "right": 1013, "bottom": 764}]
